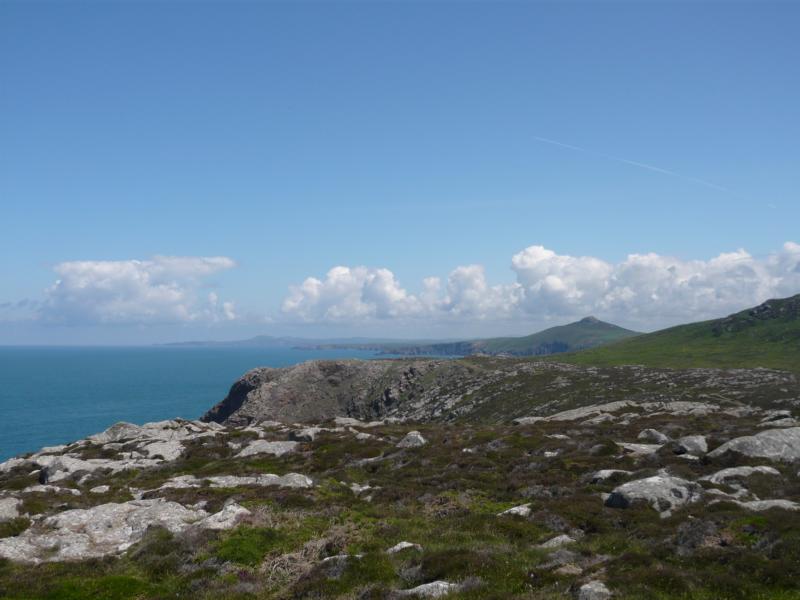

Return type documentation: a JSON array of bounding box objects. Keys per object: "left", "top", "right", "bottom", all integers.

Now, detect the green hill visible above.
[
  {"left": 562, "top": 293, "right": 800, "bottom": 371},
  {"left": 475, "top": 316, "right": 639, "bottom": 355},
  {"left": 373, "top": 317, "right": 639, "bottom": 357}
]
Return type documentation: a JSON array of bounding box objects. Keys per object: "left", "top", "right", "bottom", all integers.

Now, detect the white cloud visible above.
[
  {"left": 281, "top": 266, "right": 424, "bottom": 322},
  {"left": 281, "top": 242, "right": 800, "bottom": 330},
  {"left": 41, "top": 256, "right": 237, "bottom": 325}
]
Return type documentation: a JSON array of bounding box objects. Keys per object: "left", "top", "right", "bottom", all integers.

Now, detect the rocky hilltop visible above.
[
  {"left": 203, "top": 356, "right": 798, "bottom": 426},
  {"left": 202, "top": 359, "right": 446, "bottom": 425},
  {"left": 2, "top": 359, "right": 800, "bottom": 599}
]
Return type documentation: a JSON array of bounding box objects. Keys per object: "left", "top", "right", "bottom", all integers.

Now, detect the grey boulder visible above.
[
  {"left": 397, "top": 431, "right": 428, "bottom": 449},
  {"left": 578, "top": 581, "right": 612, "bottom": 600},
  {"left": 604, "top": 472, "right": 702, "bottom": 515},
  {"left": 708, "top": 427, "right": 800, "bottom": 462}
]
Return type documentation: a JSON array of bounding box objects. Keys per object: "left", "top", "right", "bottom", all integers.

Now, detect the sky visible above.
[{"left": 1, "top": 1, "right": 799, "bottom": 345}]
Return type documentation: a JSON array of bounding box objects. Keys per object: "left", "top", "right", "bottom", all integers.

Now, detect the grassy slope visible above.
[
  {"left": 476, "top": 317, "right": 639, "bottom": 355},
  {"left": 561, "top": 295, "right": 800, "bottom": 371}
]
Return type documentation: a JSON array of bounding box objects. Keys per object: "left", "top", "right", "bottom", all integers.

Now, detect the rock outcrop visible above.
[
  {"left": 202, "top": 360, "right": 445, "bottom": 425},
  {"left": 0, "top": 499, "right": 249, "bottom": 563},
  {"left": 708, "top": 427, "right": 800, "bottom": 461},
  {"left": 604, "top": 473, "right": 703, "bottom": 515},
  {"left": 203, "top": 358, "right": 799, "bottom": 427}
]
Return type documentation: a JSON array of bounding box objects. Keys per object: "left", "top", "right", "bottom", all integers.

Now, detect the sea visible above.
[{"left": 0, "top": 346, "right": 388, "bottom": 462}]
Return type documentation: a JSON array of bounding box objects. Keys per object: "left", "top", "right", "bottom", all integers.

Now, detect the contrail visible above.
[{"left": 533, "top": 136, "right": 729, "bottom": 192}]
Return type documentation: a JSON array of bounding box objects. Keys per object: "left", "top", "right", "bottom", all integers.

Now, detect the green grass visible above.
[
  {"left": 215, "top": 526, "right": 287, "bottom": 566},
  {"left": 560, "top": 294, "right": 800, "bottom": 371},
  {"left": 4, "top": 412, "right": 800, "bottom": 598}
]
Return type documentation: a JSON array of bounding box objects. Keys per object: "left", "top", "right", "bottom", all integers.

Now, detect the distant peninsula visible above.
[{"left": 163, "top": 317, "right": 640, "bottom": 358}]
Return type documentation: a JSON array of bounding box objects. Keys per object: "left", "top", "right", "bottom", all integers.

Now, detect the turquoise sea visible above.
[{"left": 0, "top": 346, "right": 384, "bottom": 461}]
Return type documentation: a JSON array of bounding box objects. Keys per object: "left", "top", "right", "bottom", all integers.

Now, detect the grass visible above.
[
  {"left": 3, "top": 410, "right": 800, "bottom": 598},
  {"left": 560, "top": 294, "right": 800, "bottom": 372}
]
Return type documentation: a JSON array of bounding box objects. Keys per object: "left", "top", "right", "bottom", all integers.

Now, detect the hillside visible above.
[
  {"left": 563, "top": 294, "right": 800, "bottom": 371},
  {"left": 202, "top": 357, "right": 797, "bottom": 426},
  {"left": 356, "top": 317, "right": 639, "bottom": 357},
  {"left": 2, "top": 363, "right": 800, "bottom": 599}
]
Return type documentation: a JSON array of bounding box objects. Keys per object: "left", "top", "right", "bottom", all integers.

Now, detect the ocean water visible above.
[{"left": 0, "top": 346, "right": 385, "bottom": 461}]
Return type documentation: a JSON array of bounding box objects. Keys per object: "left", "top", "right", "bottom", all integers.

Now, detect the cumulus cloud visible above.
[
  {"left": 281, "top": 242, "right": 800, "bottom": 329},
  {"left": 282, "top": 266, "right": 425, "bottom": 321},
  {"left": 40, "top": 256, "right": 237, "bottom": 325}
]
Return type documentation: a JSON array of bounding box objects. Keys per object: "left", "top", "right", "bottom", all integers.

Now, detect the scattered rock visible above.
[
  {"left": 539, "top": 548, "right": 579, "bottom": 569},
  {"left": 89, "top": 485, "right": 110, "bottom": 494},
  {"left": 498, "top": 504, "right": 531, "bottom": 517},
  {"left": 539, "top": 534, "right": 576, "bottom": 549},
  {"left": 0, "top": 499, "right": 245, "bottom": 563},
  {"left": 387, "top": 541, "right": 422, "bottom": 554},
  {"left": 397, "top": 431, "right": 427, "bottom": 449},
  {"left": 289, "top": 427, "right": 324, "bottom": 442},
  {"left": 395, "top": 581, "right": 461, "bottom": 598},
  {"left": 730, "top": 499, "right": 800, "bottom": 512},
  {"left": 235, "top": 440, "right": 299, "bottom": 458},
  {"left": 156, "top": 472, "right": 313, "bottom": 491},
  {"left": 675, "top": 435, "right": 708, "bottom": 455},
  {"left": 700, "top": 466, "right": 781, "bottom": 485},
  {"left": 334, "top": 417, "right": 365, "bottom": 427},
  {"left": 582, "top": 413, "right": 616, "bottom": 425},
  {"left": 605, "top": 472, "right": 702, "bottom": 515},
  {"left": 0, "top": 498, "right": 22, "bottom": 522},
  {"left": 554, "top": 563, "right": 583, "bottom": 576},
  {"left": 21, "top": 484, "right": 81, "bottom": 496},
  {"left": 198, "top": 502, "right": 251, "bottom": 529},
  {"left": 708, "top": 427, "right": 800, "bottom": 462},
  {"left": 638, "top": 429, "right": 671, "bottom": 444},
  {"left": 141, "top": 440, "right": 184, "bottom": 461},
  {"left": 349, "top": 482, "right": 374, "bottom": 495},
  {"left": 616, "top": 442, "right": 662, "bottom": 456},
  {"left": 577, "top": 580, "right": 612, "bottom": 600}
]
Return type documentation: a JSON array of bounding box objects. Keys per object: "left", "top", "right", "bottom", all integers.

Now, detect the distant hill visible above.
[
  {"left": 164, "top": 319, "right": 638, "bottom": 358},
  {"left": 354, "top": 317, "right": 640, "bottom": 357},
  {"left": 161, "top": 335, "right": 444, "bottom": 348},
  {"left": 563, "top": 294, "right": 800, "bottom": 371}
]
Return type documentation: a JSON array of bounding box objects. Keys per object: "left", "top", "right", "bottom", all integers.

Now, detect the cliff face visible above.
[{"left": 201, "top": 359, "right": 448, "bottom": 425}]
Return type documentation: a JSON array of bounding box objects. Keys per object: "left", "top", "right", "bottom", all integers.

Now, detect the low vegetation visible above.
[{"left": 3, "top": 403, "right": 800, "bottom": 599}]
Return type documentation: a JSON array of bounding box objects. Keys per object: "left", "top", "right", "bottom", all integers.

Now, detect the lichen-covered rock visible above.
[
  {"left": 730, "top": 499, "right": 800, "bottom": 512},
  {"left": 708, "top": 428, "right": 800, "bottom": 461},
  {"left": 235, "top": 440, "right": 299, "bottom": 458},
  {"left": 638, "top": 429, "right": 670, "bottom": 444},
  {"left": 156, "top": 472, "right": 313, "bottom": 491},
  {"left": 397, "top": 431, "right": 427, "bottom": 448},
  {"left": 387, "top": 541, "right": 422, "bottom": 554},
  {"left": 539, "top": 534, "right": 576, "bottom": 549},
  {"left": 700, "top": 466, "right": 781, "bottom": 485},
  {"left": 0, "top": 499, "right": 247, "bottom": 563},
  {"left": 395, "top": 581, "right": 461, "bottom": 598},
  {"left": 577, "top": 581, "right": 612, "bottom": 600},
  {"left": 675, "top": 435, "right": 708, "bottom": 455},
  {"left": 198, "top": 502, "right": 251, "bottom": 529},
  {"left": 616, "top": 442, "right": 662, "bottom": 456},
  {"left": 498, "top": 503, "right": 531, "bottom": 517},
  {"left": 0, "top": 498, "right": 21, "bottom": 522},
  {"left": 605, "top": 473, "right": 702, "bottom": 515}
]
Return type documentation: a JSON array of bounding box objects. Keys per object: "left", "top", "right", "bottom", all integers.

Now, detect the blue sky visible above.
[{"left": 1, "top": 1, "right": 799, "bottom": 344}]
